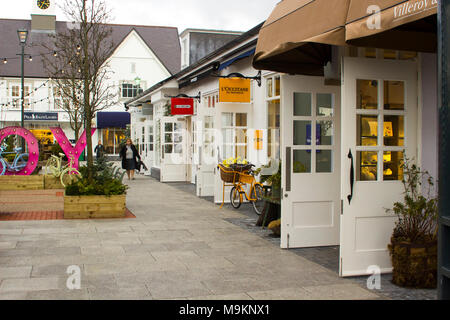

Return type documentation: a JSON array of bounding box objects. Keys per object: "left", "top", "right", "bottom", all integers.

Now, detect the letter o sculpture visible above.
[{"left": 0, "top": 127, "right": 39, "bottom": 176}]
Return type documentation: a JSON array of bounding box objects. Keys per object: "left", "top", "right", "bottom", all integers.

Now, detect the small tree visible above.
[{"left": 43, "top": 0, "right": 117, "bottom": 179}]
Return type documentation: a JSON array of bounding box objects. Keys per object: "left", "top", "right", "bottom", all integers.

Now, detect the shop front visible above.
[
  {"left": 253, "top": 0, "right": 438, "bottom": 276},
  {"left": 96, "top": 112, "right": 130, "bottom": 156}
]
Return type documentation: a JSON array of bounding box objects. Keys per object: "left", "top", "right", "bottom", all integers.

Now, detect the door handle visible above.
[{"left": 347, "top": 149, "right": 355, "bottom": 204}]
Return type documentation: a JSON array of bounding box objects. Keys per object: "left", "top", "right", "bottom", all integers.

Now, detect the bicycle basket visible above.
[
  {"left": 230, "top": 163, "right": 252, "bottom": 173},
  {"left": 218, "top": 164, "right": 238, "bottom": 183},
  {"left": 239, "top": 173, "right": 255, "bottom": 185}
]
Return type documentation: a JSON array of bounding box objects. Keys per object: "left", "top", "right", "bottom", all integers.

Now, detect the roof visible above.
[
  {"left": 179, "top": 28, "right": 244, "bottom": 38},
  {"left": 0, "top": 18, "right": 181, "bottom": 78},
  {"left": 125, "top": 22, "right": 263, "bottom": 107}
]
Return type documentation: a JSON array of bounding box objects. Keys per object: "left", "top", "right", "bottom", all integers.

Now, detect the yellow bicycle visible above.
[{"left": 229, "top": 164, "right": 265, "bottom": 215}]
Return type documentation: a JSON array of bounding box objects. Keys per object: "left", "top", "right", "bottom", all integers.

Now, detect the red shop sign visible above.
[{"left": 171, "top": 98, "right": 194, "bottom": 115}]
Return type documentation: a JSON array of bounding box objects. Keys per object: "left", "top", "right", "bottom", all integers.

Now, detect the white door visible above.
[
  {"left": 281, "top": 75, "right": 341, "bottom": 248},
  {"left": 196, "top": 107, "right": 216, "bottom": 197},
  {"left": 340, "top": 57, "right": 418, "bottom": 277},
  {"left": 144, "top": 122, "right": 154, "bottom": 175},
  {"left": 214, "top": 103, "right": 252, "bottom": 204},
  {"left": 160, "top": 117, "right": 187, "bottom": 182}
]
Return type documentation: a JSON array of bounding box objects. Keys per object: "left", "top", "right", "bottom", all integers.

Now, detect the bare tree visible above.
[{"left": 42, "top": 0, "right": 117, "bottom": 179}]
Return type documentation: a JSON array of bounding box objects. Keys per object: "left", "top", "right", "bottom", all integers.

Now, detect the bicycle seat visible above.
[
  {"left": 13, "top": 147, "right": 22, "bottom": 153},
  {"left": 59, "top": 153, "right": 66, "bottom": 157}
]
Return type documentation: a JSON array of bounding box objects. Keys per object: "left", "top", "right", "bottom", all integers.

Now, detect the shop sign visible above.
[
  {"left": 0, "top": 126, "right": 95, "bottom": 176},
  {"left": 24, "top": 112, "right": 58, "bottom": 121},
  {"left": 171, "top": 98, "right": 194, "bottom": 115},
  {"left": 254, "top": 130, "right": 263, "bottom": 150},
  {"left": 219, "top": 78, "right": 251, "bottom": 103}
]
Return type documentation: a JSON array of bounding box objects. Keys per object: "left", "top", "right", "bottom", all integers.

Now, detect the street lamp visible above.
[{"left": 17, "top": 29, "right": 28, "bottom": 150}]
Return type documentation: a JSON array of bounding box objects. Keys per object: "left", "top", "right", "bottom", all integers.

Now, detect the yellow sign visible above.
[
  {"left": 219, "top": 78, "right": 251, "bottom": 103},
  {"left": 254, "top": 130, "right": 263, "bottom": 150}
]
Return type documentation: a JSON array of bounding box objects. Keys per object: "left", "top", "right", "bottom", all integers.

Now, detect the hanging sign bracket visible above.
[
  {"left": 165, "top": 92, "right": 201, "bottom": 103},
  {"left": 213, "top": 71, "right": 262, "bottom": 87}
]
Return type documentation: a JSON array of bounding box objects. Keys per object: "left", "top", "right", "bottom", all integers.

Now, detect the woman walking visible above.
[{"left": 119, "top": 138, "right": 141, "bottom": 180}]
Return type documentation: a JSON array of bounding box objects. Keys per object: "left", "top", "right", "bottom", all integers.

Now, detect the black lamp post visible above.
[{"left": 17, "top": 29, "right": 28, "bottom": 135}]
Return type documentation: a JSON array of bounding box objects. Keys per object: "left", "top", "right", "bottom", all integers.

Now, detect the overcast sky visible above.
[{"left": 0, "top": 0, "right": 280, "bottom": 33}]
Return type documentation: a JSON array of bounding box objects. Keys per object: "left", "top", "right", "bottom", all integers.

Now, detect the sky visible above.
[{"left": 0, "top": 0, "right": 280, "bottom": 33}]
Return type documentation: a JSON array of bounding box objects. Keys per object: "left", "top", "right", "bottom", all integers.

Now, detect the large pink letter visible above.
[
  {"left": 50, "top": 127, "right": 97, "bottom": 170},
  {"left": 0, "top": 127, "right": 39, "bottom": 176}
]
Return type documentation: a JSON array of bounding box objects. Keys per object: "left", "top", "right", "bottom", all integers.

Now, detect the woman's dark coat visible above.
[{"left": 119, "top": 144, "right": 141, "bottom": 170}]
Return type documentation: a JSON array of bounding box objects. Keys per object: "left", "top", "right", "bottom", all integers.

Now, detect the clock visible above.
[{"left": 37, "top": 0, "right": 50, "bottom": 10}]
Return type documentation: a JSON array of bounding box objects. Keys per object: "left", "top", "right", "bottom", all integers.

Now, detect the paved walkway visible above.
[{"left": 0, "top": 175, "right": 383, "bottom": 300}]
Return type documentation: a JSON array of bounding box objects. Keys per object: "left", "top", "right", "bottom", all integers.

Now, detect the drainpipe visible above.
[{"left": 438, "top": 0, "right": 450, "bottom": 300}]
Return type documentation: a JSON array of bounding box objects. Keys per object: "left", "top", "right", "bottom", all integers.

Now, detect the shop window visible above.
[
  {"left": 163, "top": 122, "right": 183, "bottom": 154},
  {"left": 355, "top": 79, "right": 406, "bottom": 182},
  {"left": 364, "top": 48, "right": 377, "bottom": 59},
  {"left": 102, "top": 128, "right": 126, "bottom": 155},
  {"left": 383, "top": 49, "right": 397, "bottom": 60},
  {"left": 222, "top": 112, "right": 248, "bottom": 159},
  {"left": 399, "top": 51, "right": 417, "bottom": 60},
  {"left": 148, "top": 126, "right": 154, "bottom": 152},
  {"left": 293, "top": 91, "right": 335, "bottom": 174},
  {"left": 204, "top": 116, "right": 215, "bottom": 159},
  {"left": 294, "top": 93, "right": 312, "bottom": 116},
  {"left": 357, "top": 80, "right": 378, "bottom": 110},
  {"left": 268, "top": 99, "right": 280, "bottom": 159}
]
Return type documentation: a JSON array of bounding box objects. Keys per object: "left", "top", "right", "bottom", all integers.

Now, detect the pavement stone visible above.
[{"left": 0, "top": 175, "right": 389, "bottom": 300}]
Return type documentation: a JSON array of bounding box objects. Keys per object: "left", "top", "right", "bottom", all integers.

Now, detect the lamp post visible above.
[{"left": 17, "top": 29, "right": 28, "bottom": 151}]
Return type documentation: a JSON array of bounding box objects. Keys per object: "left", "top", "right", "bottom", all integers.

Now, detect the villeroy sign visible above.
[{"left": 394, "top": 0, "right": 438, "bottom": 21}]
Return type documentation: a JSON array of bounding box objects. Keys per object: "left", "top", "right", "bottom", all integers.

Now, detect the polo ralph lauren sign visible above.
[{"left": 24, "top": 112, "right": 58, "bottom": 121}]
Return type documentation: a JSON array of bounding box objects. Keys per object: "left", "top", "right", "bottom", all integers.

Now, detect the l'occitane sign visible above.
[{"left": 219, "top": 78, "right": 251, "bottom": 103}]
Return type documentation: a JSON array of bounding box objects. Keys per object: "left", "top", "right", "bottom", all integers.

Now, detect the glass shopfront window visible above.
[
  {"left": 102, "top": 128, "right": 126, "bottom": 155},
  {"left": 356, "top": 79, "right": 406, "bottom": 181}
]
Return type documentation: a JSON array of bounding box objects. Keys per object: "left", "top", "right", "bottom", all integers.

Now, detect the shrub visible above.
[
  {"left": 386, "top": 158, "right": 438, "bottom": 244},
  {"left": 65, "top": 157, "right": 127, "bottom": 196}
]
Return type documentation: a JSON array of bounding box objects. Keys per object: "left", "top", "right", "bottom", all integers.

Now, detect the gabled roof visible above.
[{"left": 0, "top": 19, "right": 181, "bottom": 78}]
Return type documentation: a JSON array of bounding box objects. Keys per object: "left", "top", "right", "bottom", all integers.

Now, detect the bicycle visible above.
[
  {"left": 0, "top": 144, "right": 29, "bottom": 175},
  {"left": 46, "top": 153, "right": 81, "bottom": 187},
  {"left": 218, "top": 163, "right": 265, "bottom": 215}
]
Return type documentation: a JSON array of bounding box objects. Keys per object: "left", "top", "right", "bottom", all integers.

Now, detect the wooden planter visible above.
[
  {"left": 388, "top": 238, "right": 437, "bottom": 289},
  {"left": 0, "top": 175, "right": 44, "bottom": 191},
  {"left": 64, "top": 194, "right": 126, "bottom": 219},
  {"left": 44, "top": 175, "right": 64, "bottom": 189}
]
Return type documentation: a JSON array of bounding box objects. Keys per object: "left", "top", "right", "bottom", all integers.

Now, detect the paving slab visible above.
[{"left": 0, "top": 175, "right": 386, "bottom": 300}]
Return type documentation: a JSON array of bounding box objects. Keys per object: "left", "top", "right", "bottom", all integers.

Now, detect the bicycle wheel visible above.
[
  {"left": 251, "top": 184, "right": 265, "bottom": 215},
  {"left": 46, "top": 157, "right": 59, "bottom": 176},
  {"left": 60, "top": 168, "right": 81, "bottom": 187},
  {"left": 230, "top": 186, "right": 242, "bottom": 209},
  {"left": 0, "top": 159, "right": 6, "bottom": 176},
  {"left": 13, "top": 153, "right": 28, "bottom": 171}
]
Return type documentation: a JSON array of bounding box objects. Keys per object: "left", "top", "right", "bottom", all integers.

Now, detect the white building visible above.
[{"left": 0, "top": 0, "right": 180, "bottom": 158}]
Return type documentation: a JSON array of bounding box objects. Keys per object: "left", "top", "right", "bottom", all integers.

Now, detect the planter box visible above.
[
  {"left": 44, "top": 175, "right": 64, "bottom": 190},
  {"left": 64, "top": 194, "right": 126, "bottom": 219},
  {"left": 0, "top": 175, "right": 44, "bottom": 191},
  {"left": 388, "top": 238, "right": 437, "bottom": 289}
]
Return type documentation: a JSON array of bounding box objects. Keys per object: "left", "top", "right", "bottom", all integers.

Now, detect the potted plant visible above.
[
  {"left": 64, "top": 157, "right": 128, "bottom": 219},
  {"left": 261, "top": 161, "right": 281, "bottom": 199},
  {"left": 386, "top": 158, "right": 438, "bottom": 288}
]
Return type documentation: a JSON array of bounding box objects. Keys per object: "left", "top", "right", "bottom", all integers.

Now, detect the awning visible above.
[
  {"left": 218, "top": 49, "right": 256, "bottom": 71},
  {"left": 253, "top": 0, "right": 349, "bottom": 75},
  {"left": 253, "top": 0, "right": 438, "bottom": 74},
  {"left": 345, "top": 0, "right": 437, "bottom": 52},
  {"left": 97, "top": 112, "right": 130, "bottom": 129}
]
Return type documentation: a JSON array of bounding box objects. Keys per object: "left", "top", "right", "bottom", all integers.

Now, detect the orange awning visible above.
[{"left": 253, "top": 0, "right": 437, "bottom": 74}]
